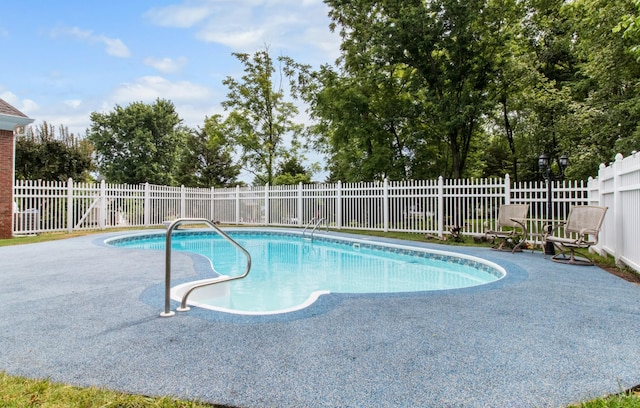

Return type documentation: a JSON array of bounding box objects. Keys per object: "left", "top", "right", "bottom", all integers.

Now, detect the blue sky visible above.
[{"left": 1, "top": 0, "right": 341, "bottom": 180}]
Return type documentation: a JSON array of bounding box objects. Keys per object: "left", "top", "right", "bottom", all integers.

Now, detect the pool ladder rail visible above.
[
  {"left": 161, "top": 218, "right": 252, "bottom": 317},
  {"left": 302, "top": 217, "right": 328, "bottom": 240}
]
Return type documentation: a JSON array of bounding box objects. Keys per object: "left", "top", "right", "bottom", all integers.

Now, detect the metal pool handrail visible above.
[
  {"left": 161, "top": 218, "right": 252, "bottom": 317},
  {"left": 302, "top": 217, "right": 328, "bottom": 240}
]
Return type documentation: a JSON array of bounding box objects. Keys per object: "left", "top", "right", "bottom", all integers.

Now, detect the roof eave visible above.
[{"left": 0, "top": 113, "right": 35, "bottom": 131}]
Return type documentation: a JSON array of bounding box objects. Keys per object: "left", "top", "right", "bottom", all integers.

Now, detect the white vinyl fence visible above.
[
  {"left": 13, "top": 175, "right": 589, "bottom": 238},
  {"left": 12, "top": 152, "right": 640, "bottom": 273},
  {"left": 588, "top": 152, "right": 640, "bottom": 272}
]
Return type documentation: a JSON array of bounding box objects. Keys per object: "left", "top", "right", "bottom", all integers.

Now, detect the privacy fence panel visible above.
[{"left": 591, "top": 152, "right": 640, "bottom": 272}]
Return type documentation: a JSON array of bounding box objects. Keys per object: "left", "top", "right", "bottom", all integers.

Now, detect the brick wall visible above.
[{"left": 0, "top": 129, "right": 14, "bottom": 238}]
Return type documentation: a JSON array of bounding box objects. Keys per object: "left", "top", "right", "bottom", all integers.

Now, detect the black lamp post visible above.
[{"left": 538, "top": 153, "right": 569, "bottom": 255}]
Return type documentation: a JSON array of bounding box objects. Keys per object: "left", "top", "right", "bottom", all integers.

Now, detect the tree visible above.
[
  {"left": 290, "top": 59, "right": 444, "bottom": 182},
  {"left": 176, "top": 115, "right": 240, "bottom": 187},
  {"left": 324, "top": 0, "right": 521, "bottom": 178},
  {"left": 15, "top": 121, "right": 94, "bottom": 181},
  {"left": 570, "top": 0, "right": 640, "bottom": 178},
  {"left": 273, "top": 156, "right": 312, "bottom": 185},
  {"left": 88, "top": 99, "right": 186, "bottom": 185},
  {"left": 222, "top": 48, "right": 305, "bottom": 185}
]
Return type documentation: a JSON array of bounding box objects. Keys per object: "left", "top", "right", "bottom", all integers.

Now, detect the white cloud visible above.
[
  {"left": 197, "top": 27, "right": 266, "bottom": 49},
  {"left": 144, "top": 4, "right": 213, "bottom": 28},
  {"left": 64, "top": 99, "right": 82, "bottom": 109},
  {"left": 0, "top": 90, "right": 19, "bottom": 106},
  {"left": 144, "top": 56, "right": 188, "bottom": 74},
  {"left": 145, "top": 0, "right": 340, "bottom": 63},
  {"left": 51, "top": 26, "right": 131, "bottom": 58},
  {"left": 100, "top": 36, "right": 131, "bottom": 58},
  {"left": 110, "top": 76, "right": 212, "bottom": 104},
  {"left": 0, "top": 91, "right": 39, "bottom": 115}
]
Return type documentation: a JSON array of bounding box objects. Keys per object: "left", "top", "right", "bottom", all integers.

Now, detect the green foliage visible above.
[
  {"left": 15, "top": 0, "right": 640, "bottom": 186},
  {"left": 15, "top": 121, "right": 94, "bottom": 182},
  {"left": 568, "top": 0, "right": 640, "bottom": 178},
  {"left": 88, "top": 99, "right": 186, "bottom": 185},
  {"left": 222, "top": 48, "right": 305, "bottom": 185},
  {"left": 304, "top": 0, "right": 640, "bottom": 182},
  {"left": 318, "top": 0, "right": 524, "bottom": 180},
  {"left": 176, "top": 115, "right": 240, "bottom": 187},
  {"left": 273, "top": 156, "right": 312, "bottom": 185},
  {"left": 615, "top": 0, "right": 640, "bottom": 61}
]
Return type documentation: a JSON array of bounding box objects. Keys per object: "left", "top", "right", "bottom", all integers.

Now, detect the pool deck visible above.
[{"left": 1, "top": 228, "right": 639, "bottom": 407}]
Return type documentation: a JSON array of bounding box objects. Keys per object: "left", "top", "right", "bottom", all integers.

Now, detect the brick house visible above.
[{"left": 0, "top": 98, "right": 34, "bottom": 238}]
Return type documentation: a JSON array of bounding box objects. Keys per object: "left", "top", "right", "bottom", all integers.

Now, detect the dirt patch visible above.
[{"left": 597, "top": 263, "right": 640, "bottom": 285}]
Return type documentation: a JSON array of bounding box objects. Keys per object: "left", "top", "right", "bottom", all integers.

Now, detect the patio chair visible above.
[
  {"left": 543, "top": 205, "right": 608, "bottom": 266},
  {"left": 484, "top": 204, "right": 529, "bottom": 253}
]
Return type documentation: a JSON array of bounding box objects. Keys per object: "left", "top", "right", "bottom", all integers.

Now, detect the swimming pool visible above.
[{"left": 107, "top": 229, "right": 505, "bottom": 315}]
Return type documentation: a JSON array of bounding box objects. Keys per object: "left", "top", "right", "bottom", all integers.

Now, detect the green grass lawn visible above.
[
  {"left": 1, "top": 229, "right": 639, "bottom": 407},
  {"left": 1, "top": 371, "right": 638, "bottom": 408}
]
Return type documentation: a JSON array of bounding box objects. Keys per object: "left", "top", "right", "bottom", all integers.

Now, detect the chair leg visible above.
[{"left": 551, "top": 248, "right": 595, "bottom": 266}]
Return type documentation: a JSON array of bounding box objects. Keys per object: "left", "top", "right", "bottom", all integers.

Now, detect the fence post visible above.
[
  {"left": 264, "top": 184, "right": 270, "bottom": 225},
  {"left": 437, "top": 176, "right": 444, "bottom": 237},
  {"left": 99, "top": 179, "right": 106, "bottom": 229},
  {"left": 383, "top": 178, "right": 389, "bottom": 232},
  {"left": 210, "top": 187, "right": 215, "bottom": 221},
  {"left": 297, "top": 182, "right": 303, "bottom": 227},
  {"left": 235, "top": 185, "right": 240, "bottom": 224},
  {"left": 504, "top": 174, "right": 511, "bottom": 205},
  {"left": 613, "top": 153, "right": 624, "bottom": 264},
  {"left": 180, "top": 185, "right": 186, "bottom": 218},
  {"left": 66, "top": 178, "right": 73, "bottom": 232},
  {"left": 144, "top": 183, "right": 150, "bottom": 226},
  {"left": 337, "top": 180, "right": 343, "bottom": 230}
]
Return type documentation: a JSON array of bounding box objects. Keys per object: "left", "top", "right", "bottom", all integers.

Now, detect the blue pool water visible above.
[{"left": 108, "top": 230, "right": 504, "bottom": 314}]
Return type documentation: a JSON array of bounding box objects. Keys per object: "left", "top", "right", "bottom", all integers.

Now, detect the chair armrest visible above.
[
  {"left": 509, "top": 218, "right": 528, "bottom": 237},
  {"left": 577, "top": 228, "right": 600, "bottom": 245},
  {"left": 542, "top": 221, "right": 565, "bottom": 236}
]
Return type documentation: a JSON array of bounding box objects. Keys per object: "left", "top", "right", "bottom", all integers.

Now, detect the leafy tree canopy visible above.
[
  {"left": 88, "top": 99, "right": 186, "bottom": 185},
  {"left": 15, "top": 121, "right": 94, "bottom": 182},
  {"left": 176, "top": 114, "right": 241, "bottom": 188},
  {"left": 222, "top": 48, "right": 306, "bottom": 185}
]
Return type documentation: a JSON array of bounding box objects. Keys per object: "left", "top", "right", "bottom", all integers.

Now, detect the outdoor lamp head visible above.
[
  {"left": 559, "top": 154, "right": 569, "bottom": 170},
  {"left": 538, "top": 154, "right": 549, "bottom": 173}
]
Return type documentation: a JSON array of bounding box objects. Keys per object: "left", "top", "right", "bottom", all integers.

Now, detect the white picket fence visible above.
[
  {"left": 11, "top": 151, "right": 640, "bottom": 272},
  {"left": 12, "top": 175, "right": 589, "bottom": 237}
]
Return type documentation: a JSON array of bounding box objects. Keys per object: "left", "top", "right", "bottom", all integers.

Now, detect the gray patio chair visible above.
[
  {"left": 543, "top": 205, "right": 608, "bottom": 266},
  {"left": 484, "top": 204, "right": 529, "bottom": 253}
]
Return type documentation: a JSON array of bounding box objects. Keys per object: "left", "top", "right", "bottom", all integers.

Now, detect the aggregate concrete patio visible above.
[{"left": 0, "top": 229, "right": 639, "bottom": 407}]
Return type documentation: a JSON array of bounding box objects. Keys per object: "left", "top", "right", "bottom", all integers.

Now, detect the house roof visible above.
[
  {"left": 0, "top": 98, "right": 28, "bottom": 118},
  {"left": 0, "top": 98, "right": 34, "bottom": 131}
]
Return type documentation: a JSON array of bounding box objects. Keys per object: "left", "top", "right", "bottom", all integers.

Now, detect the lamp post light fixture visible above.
[{"left": 538, "top": 153, "right": 569, "bottom": 255}]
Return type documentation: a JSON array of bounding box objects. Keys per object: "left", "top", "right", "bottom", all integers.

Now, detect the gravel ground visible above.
[{"left": 1, "top": 229, "right": 639, "bottom": 407}]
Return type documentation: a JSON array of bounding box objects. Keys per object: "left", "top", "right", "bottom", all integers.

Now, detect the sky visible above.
[{"left": 1, "top": 0, "right": 342, "bottom": 181}]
